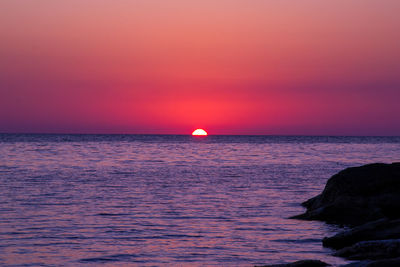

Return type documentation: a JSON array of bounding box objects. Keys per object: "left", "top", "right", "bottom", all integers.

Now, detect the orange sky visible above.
[{"left": 1, "top": 1, "right": 400, "bottom": 135}]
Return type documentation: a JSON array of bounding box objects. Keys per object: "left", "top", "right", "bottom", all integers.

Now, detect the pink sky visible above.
[{"left": 1, "top": 0, "right": 399, "bottom": 135}]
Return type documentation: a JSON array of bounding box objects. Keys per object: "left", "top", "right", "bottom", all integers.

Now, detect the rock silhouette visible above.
[
  {"left": 262, "top": 163, "right": 400, "bottom": 266},
  {"left": 334, "top": 239, "right": 400, "bottom": 260},
  {"left": 291, "top": 163, "right": 400, "bottom": 226},
  {"left": 323, "top": 218, "right": 400, "bottom": 249}
]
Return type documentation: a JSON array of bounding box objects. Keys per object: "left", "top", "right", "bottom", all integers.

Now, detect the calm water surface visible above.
[{"left": 1, "top": 134, "right": 400, "bottom": 266}]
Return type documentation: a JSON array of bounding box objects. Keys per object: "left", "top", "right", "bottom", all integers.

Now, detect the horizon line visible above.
[{"left": 1, "top": 132, "right": 399, "bottom": 138}]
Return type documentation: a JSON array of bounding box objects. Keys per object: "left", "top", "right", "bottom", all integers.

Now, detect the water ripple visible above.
[{"left": 0, "top": 134, "right": 399, "bottom": 266}]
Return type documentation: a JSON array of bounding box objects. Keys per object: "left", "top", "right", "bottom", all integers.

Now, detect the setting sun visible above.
[{"left": 192, "top": 129, "right": 208, "bottom": 136}]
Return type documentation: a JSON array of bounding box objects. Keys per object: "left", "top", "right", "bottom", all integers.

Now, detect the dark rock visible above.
[
  {"left": 341, "top": 257, "right": 400, "bottom": 267},
  {"left": 256, "top": 259, "right": 330, "bottom": 267},
  {"left": 323, "top": 218, "right": 400, "bottom": 249},
  {"left": 334, "top": 239, "right": 400, "bottom": 260},
  {"left": 291, "top": 163, "right": 400, "bottom": 226},
  {"left": 365, "top": 257, "right": 400, "bottom": 267}
]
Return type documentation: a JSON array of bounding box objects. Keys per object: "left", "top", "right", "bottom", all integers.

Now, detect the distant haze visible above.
[{"left": 1, "top": 1, "right": 399, "bottom": 135}]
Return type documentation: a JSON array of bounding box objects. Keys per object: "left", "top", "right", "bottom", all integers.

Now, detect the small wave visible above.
[
  {"left": 111, "top": 171, "right": 135, "bottom": 175},
  {"left": 80, "top": 257, "right": 117, "bottom": 263},
  {"left": 79, "top": 253, "right": 139, "bottom": 263},
  {"left": 144, "top": 159, "right": 164, "bottom": 163},
  {"left": 162, "top": 234, "right": 204, "bottom": 238},
  {"left": 272, "top": 238, "right": 321, "bottom": 243},
  {"left": 95, "top": 212, "right": 130, "bottom": 216}
]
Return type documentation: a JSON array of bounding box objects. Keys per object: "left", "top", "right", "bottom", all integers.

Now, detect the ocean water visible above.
[{"left": 1, "top": 134, "right": 400, "bottom": 267}]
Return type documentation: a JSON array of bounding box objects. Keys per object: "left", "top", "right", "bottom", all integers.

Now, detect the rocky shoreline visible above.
[{"left": 259, "top": 162, "right": 400, "bottom": 267}]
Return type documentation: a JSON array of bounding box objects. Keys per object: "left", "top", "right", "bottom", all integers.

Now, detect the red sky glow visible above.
[{"left": 1, "top": 0, "right": 400, "bottom": 135}]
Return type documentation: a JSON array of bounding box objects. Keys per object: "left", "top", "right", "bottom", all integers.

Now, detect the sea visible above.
[{"left": 1, "top": 134, "right": 400, "bottom": 266}]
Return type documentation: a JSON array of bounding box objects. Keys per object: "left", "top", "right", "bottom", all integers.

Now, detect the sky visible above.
[{"left": 1, "top": 0, "right": 399, "bottom": 135}]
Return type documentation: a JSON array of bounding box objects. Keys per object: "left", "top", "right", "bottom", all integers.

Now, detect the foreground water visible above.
[{"left": 1, "top": 134, "right": 400, "bottom": 266}]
